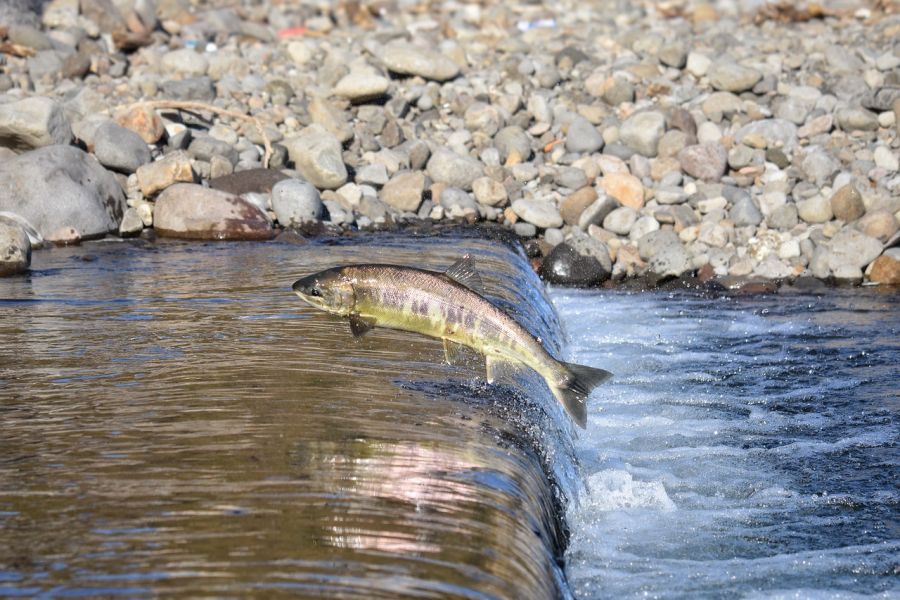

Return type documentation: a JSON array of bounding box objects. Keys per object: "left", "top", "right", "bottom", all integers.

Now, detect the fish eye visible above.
[{"left": 309, "top": 288, "right": 321, "bottom": 297}]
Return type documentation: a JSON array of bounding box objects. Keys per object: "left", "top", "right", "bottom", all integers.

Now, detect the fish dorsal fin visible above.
[
  {"left": 445, "top": 255, "right": 484, "bottom": 294},
  {"left": 349, "top": 313, "right": 376, "bottom": 337}
]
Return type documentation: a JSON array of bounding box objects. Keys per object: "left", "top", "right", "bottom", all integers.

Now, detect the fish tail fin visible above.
[{"left": 550, "top": 362, "right": 613, "bottom": 429}]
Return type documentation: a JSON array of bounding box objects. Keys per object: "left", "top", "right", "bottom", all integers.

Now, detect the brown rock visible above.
[
  {"left": 154, "top": 183, "right": 274, "bottom": 240},
  {"left": 678, "top": 143, "right": 728, "bottom": 181},
  {"left": 381, "top": 171, "right": 425, "bottom": 212},
  {"left": 116, "top": 104, "right": 165, "bottom": 144},
  {"left": 601, "top": 173, "right": 644, "bottom": 209},
  {"left": 560, "top": 186, "right": 598, "bottom": 225},
  {"left": 209, "top": 168, "right": 288, "bottom": 196},
  {"left": 136, "top": 151, "right": 194, "bottom": 196},
  {"left": 867, "top": 255, "right": 900, "bottom": 285},
  {"left": 856, "top": 209, "right": 899, "bottom": 242},
  {"left": 830, "top": 184, "right": 865, "bottom": 222}
]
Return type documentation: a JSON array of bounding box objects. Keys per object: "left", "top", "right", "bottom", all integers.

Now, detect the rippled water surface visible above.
[
  {"left": 0, "top": 234, "right": 578, "bottom": 598},
  {"left": 553, "top": 287, "right": 898, "bottom": 599}
]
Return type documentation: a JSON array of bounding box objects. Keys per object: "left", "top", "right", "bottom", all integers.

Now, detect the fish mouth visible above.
[{"left": 292, "top": 275, "right": 317, "bottom": 296}]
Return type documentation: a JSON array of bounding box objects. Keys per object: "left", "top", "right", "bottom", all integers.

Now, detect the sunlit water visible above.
[{"left": 553, "top": 288, "right": 899, "bottom": 599}]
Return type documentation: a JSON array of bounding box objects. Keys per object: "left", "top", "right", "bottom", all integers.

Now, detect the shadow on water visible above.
[{"left": 0, "top": 230, "right": 578, "bottom": 598}]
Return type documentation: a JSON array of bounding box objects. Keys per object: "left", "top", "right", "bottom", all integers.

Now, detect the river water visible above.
[
  {"left": 554, "top": 287, "right": 899, "bottom": 599},
  {"left": 0, "top": 234, "right": 897, "bottom": 599}
]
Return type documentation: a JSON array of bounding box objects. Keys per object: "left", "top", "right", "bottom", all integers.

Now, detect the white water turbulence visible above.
[{"left": 551, "top": 289, "right": 899, "bottom": 599}]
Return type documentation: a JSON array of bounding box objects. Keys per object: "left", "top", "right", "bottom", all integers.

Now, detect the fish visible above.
[{"left": 291, "top": 256, "right": 612, "bottom": 428}]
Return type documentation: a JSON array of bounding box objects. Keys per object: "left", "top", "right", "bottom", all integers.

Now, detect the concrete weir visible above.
[{"left": 0, "top": 229, "right": 580, "bottom": 598}]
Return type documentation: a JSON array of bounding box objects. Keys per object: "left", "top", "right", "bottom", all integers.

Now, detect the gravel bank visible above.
[{"left": 0, "top": 0, "right": 898, "bottom": 287}]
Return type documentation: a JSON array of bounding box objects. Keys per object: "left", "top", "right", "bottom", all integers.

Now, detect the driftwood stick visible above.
[{"left": 124, "top": 100, "right": 273, "bottom": 169}]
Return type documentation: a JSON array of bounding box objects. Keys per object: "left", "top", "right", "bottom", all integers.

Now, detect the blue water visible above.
[{"left": 552, "top": 288, "right": 899, "bottom": 599}]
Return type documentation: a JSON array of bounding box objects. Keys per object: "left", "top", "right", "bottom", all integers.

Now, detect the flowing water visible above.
[
  {"left": 0, "top": 232, "right": 578, "bottom": 599},
  {"left": 554, "top": 287, "right": 899, "bottom": 599},
  {"left": 1, "top": 232, "right": 897, "bottom": 599}
]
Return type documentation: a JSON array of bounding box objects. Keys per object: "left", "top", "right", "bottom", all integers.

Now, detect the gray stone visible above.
[
  {"left": 629, "top": 215, "right": 660, "bottom": 240},
  {"left": 577, "top": 195, "right": 618, "bottom": 230},
  {"left": 828, "top": 229, "right": 883, "bottom": 270},
  {"left": 0, "top": 145, "right": 125, "bottom": 240},
  {"left": 602, "top": 206, "right": 638, "bottom": 235},
  {"left": 797, "top": 195, "right": 833, "bottom": 224},
  {"left": 283, "top": 124, "right": 348, "bottom": 190},
  {"left": 271, "top": 179, "right": 324, "bottom": 226},
  {"left": 735, "top": 119, "right": 798, "bottom": 152},
  {"left": 729, "top": 196, "right": 763, "bottom": 226},
  {"left": 494, "top": 126, "right": 533, "bottom": 162},
  {"left": 161, "top": 77, "right": 216, "bottom": 102},
  {"left": 800, "top": 148, "right": 839, "bottom": 185},
  {"left": 465, "top": 102, "right": 504, "bottom": 137},
  {"left": 380, "top": 43, "right": 459, "bottom": 81},
  {"left": 440, "top": 188, "right": 478, "bottom": 214},
  {"left": 767, "top": 204, "right": 798, "bottom": 230},
  {"left": 0, "top": 96, "right": 72, "bottom": 152},
  {"left": 873, "top": 146, "right": 899, "bottom": 172},
  {"left": 381, "top": 171, "right": 425, "bottom": 212},
  {"left": 118, "top": 207, "right": 143, "bottom": 237},
  {"left": 0, "top": 221, "right": 30, "bottom": 276},
  {"left": 512, "top": 198, "right": 563, "bottom": 229},
  {"left": 355, "top": 163, "right": 389, "bottom": 187},
  {"left": 161, "top": 48, "right": 209, "bottom": 76},
  {"left": 637, "top": 229, "right": 692, "bottom": 277},
  {"left": 333, "top": 70, "right": 390, "bottom": 103},
  {"left": 472, "top": 177, "right": 508, "bottom": 207},
  {"left": 426, "top": 149, "right": 483, "bottom": 191},
  {"left": 188, "top": 135, "right": 239, "bottom": 165},
  {"left": 93, "top": 122, "right": 151, "bottom": 174},
  {"left": 708, "top": 62, "right": 762, "bottom": 93},
  {"left": 565, "top": 116, "right": 604, "bottom": 154},
  {"left": 555, "top": 167, "right": 588, "bottom": 190},
  {"left": 678, "top": 143, "right": 727, "bottom": 181},
  {"left": 568, "top": 231, "right": 613, "bottom": 273},
  {"left": 754, "top": 255, "right": 793, "bottom": 279},
  {"left": 836, "top": 107, "right": 879, "bottom": 132},
  {"left": 620, "top": 111, "right": 666, "bottom": 158}
]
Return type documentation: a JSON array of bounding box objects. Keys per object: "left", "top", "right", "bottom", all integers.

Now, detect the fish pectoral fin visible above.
[
  {"left": 485, "top": 355, "right": 521, "bottom": 384},
  {"left": 348, "top": 313, "right": 376, "bottom": 337},
  {"left": 442, "top": 338, "right": 469, "bottom": 365},
  {"left": 444, "top": 254, "right": 485, "bottom": 294}
]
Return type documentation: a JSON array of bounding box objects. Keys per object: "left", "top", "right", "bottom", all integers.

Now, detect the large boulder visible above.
[
  {"left": 0, "top": 96, "right": 72, "bottom": 152},
  {"left": 0, "top": 145, "right": 125, "bottom": 240},
  {"left": 154, "top": 183, "right": 274, "bottom": 240}
]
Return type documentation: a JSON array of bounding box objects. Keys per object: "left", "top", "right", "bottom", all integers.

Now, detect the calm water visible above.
[
  {"left": 0, "top": 233, "right": 577, "bottom": 599},
  {"left": 1, "top": 234, "right": 898, "bottom": 599},
  {"left": 554, "top": 287, "right": 899, "bottom": 599}
]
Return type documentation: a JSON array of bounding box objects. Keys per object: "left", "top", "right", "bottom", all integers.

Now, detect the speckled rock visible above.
[
  {"left": 154, "top": 183, "right": 274, "bottom": 240},
  {"left": 0, "top": 221, "right": 30, "bottom": 276},
  {"left": 678, "top": 143, "right": 727, "bottom": 181}
]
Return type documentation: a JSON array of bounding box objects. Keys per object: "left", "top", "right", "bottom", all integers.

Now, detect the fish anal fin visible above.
[
  {"left": 443, "top": 338, "right": 468, "bottom": 365},
  {"left": 485, "top": 355, "right": 521, "bottom": 384},
  {"left": 349, "top": 313, "right": 376, "bottom": 337},
  {"left": 445, "top": 254, "right": 485, "bottom": 294}
]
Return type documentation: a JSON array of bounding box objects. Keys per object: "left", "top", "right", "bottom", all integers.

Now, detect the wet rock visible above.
[
  {"left": 271, "top": 179, "right": 324, "bottom": 226},
  {"left": 600, "top": 173, "right": 644, "bottom": 209},
  {"left": 540, "top": 242, "right": 610, "bottom": 287},
  {"left": 0, "top": 221, "right": 30, "bottom": 276},
  {"left": 0, "top": 97, "right": 72, "bottom": 152},
  {"left": 619, "top": 111, "right": 665, "bottom": 158},
  {"left": 565, "top": 116, "right": 604, "bottom": 154},
  {"left": 380, "top": 43, "right": 459, "bottom": 82},
  {"left": 93, "top": 122, "right": 151, "bottom": 174},
  {"left": 426, "top": 149, "right": 483, "bottom": 191},
  {"left": 136, "top": 150, "right": 195, "bottom": 196},
  {"left": 0, "top": 145, "right": 124, "bottom": 239},
  {"left": 830, "top": 184, "right": 865, "bottom": 222},
  {"left": 512, "top": 198, "right": 563, "bottom": 229},
  {"left": 381, "top": 171, "right": 425, "bottom": 212},
  {"left": 678, "top": 143, "right": 727, "bottom": 181},
  {"left": 154, "top": 183, "right": 273, "bottom": 240},
  {"left": 283, "top": 124, "right": 348, "bottom": 190}
]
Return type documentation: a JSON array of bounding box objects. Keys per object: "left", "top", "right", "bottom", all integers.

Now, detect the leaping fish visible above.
[{"left": 291, "top": 256, "right": 612, "bottom": 428}]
